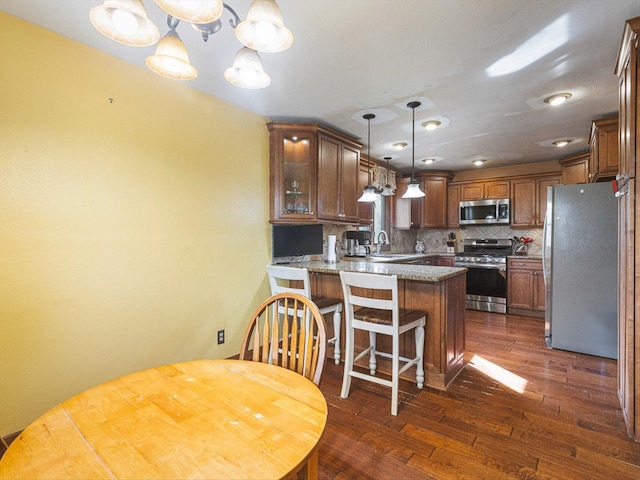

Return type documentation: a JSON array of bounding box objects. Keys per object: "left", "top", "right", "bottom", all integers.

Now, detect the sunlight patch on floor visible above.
[{"left": 468, "top": 355, "right": 528, "bottom": 394}]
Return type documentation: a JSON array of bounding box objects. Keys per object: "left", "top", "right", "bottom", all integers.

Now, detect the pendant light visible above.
[
  {"left": 381, "top": 157, "right": 395, "bottom": 196},
  {"left": 402, "top": 101, "right": 425, "bottom": 199},
  {"left": 358, "top": 113, "right": 378, "bottom": 203}
]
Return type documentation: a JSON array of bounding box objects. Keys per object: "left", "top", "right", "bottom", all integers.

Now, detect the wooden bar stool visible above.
[
  {"left": 267, "top": 265, "right": 343, "bottom": 364},
  {"left": 339, "top": 271, "right": 426, "bottom": 415}
]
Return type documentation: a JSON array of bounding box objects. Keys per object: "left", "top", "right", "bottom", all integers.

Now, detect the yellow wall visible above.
[{"left": 0, "top": 13, "right": 271, "bottom": 436}]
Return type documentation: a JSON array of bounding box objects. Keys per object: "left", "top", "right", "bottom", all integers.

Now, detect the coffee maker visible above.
[{"left": 344, "top": 231, "right": 371, "bottom": 257}]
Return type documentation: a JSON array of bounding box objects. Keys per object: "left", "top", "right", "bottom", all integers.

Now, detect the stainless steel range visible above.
[{"left": 454, "top": 238, "right": 513, "bottom": 314}]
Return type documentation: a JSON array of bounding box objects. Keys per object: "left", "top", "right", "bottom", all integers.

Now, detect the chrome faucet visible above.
[{"left": 376, "top": 230, "right": 388, "bottom": 255}]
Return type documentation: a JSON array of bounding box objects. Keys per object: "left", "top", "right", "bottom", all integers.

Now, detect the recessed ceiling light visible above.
[
  {"left": 422, "top": 158, "right": 436, "bottom": 165},
  {"left": 472, "top": 159, "right": 486, "bottom": 166},
  {"left": 544, "top": 93, "right": 572, "bottom": 106},
  {"left": 553, "top": 140, "right": 570, "bottom": 147},
  {"left": 392, "top": 142, "right": 408, "bottom": 150},
  {"left": 422, "top": 120, "right": 441, "bottom": 130}
]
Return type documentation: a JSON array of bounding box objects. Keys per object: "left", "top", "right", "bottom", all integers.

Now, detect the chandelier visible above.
[{"left": 89, "top": 0, "right": 294, "bottom": 89}]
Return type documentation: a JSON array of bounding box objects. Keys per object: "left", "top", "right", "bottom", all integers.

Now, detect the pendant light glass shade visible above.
[
  {"left": 235, "top": 0, "right": 294, "bottom": 53},
  {"left": 224, "top": 47, "right": 271, "bottom": 89},
  {"left": 381, "top": 185, "right": 395, "bottom": 196},
  {"left": 402, "top": 101, "right": 426, "bottom": 199},
  {"left": 90, "top": 0, "right": 159, "bottom": 46},
  {"left": 403, "top": 180, "right": 425, "bottom": 198},
  {"left": 358, "top": 185, "right": 379, "bottom": 202},
  {"left": 153, "top": 0, "right": 224, "bottom": 24},
  {"left": 145, "top": 30, "right": 198, "bottom": 80}
]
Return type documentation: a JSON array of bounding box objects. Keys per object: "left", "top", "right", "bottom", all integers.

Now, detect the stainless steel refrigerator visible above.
[{"left": 543, "top": 182, "right": 617, "bottom": 359}]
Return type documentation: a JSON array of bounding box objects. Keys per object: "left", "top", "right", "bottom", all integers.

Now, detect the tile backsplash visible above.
[
  {"left": 399, "top": 226, "right": 543, "bottom": 255},
  {"left": 319, "top": 224, "right": 543, "bottom": 258}
]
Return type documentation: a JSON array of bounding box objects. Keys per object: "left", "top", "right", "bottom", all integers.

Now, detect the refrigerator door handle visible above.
[
  {"left": 542, "top": 210, "right": 548, "bottom": 283},
  {"left": 543, "top": 186, "right": 552, "bottom": 347}
]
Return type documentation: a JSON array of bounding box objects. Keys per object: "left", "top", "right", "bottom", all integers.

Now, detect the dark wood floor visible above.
[{"left": 316, "top": 310, "right": 640, "bottom": 480}]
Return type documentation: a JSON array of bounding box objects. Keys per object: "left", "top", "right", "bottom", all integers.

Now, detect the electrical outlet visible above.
[
  {"left": 217, "top": 329, "right": 225, "bottom": 345},
  {"left": 442, "top": 237, "right": 447, "bottom": 245}
]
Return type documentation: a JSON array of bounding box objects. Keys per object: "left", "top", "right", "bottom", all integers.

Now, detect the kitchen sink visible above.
[{"left": 360, "top": 253, "right": 421, "bottom": 262}]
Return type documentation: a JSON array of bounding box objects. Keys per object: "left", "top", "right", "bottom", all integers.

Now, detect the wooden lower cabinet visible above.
[
  {"left": 507, "top": 258, "right": 544, "bottom": 318},
  {"left": 309, "top": 270, "right": 466, "bottom": 390}
]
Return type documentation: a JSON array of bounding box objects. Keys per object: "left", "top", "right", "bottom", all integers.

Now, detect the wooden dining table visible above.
[{"left": 0, "top": 359, "right": 328, "bottom": 480}]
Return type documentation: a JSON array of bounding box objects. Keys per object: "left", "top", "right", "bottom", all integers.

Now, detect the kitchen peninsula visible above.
[{"left": 289, "top": 260, "right": 467, "bottom": 390}]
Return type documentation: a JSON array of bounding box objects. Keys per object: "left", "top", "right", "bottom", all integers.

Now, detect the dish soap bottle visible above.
[{"left": 415, "top": 240, "right": 426, "bottom": 253}]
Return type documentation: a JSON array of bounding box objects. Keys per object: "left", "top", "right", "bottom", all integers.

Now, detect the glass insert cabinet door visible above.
[
  {"left": 268, "top": 123, "right": 318, "bottom": 222},
  {"left": 283, "top": 134, "right": 312, "bottom": 214}
]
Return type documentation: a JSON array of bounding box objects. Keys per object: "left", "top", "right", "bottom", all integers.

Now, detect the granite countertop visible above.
[{"left": 285, "top": 260, "right": 466, "bottom": 282}]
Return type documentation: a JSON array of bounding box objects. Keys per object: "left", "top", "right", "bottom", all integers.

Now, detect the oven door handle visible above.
[{"left": 454, "top": 263, "right": 506, "bottom": 270}]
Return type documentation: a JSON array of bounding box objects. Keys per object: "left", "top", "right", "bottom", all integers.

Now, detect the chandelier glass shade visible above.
[
  {"left": 235, "top": 0, "right": 294, "bottom": 53},
  {"left": 224, "top": 47, "right": 271, "bottom": 89},
  {"left": 89, "top": 0, "right": 160, "bottom": 46},
  {"left": 145, "top": 27, "right": 197, "bottom": 80},
  {"left": 154, "top": 0, "right": 224, "bottom": 24},
  {"left": 89, "top": 0, "right": 292, "bottom": 88}
]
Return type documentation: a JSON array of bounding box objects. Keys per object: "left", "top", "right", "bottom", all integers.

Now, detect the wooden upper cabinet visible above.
[
  {"left": 511, "top": 174, "right": 561, "bottom": 227},
  {"left": 459, "top": 180, "right": 510, "bottom": 201},
  {"left": 268, "top": 123, "right": 318, "bottom": 223},
  {"left": 616, "top": 31, "right": 636, "bottom": 186},
  {"left": 317, "top": 133, "right": 360, "bottom": 223},
  {"left": 589, "top": 115, "right": 619, "bottom": 182},
  {"left": 393, "top": 177, "right": 422, "bottom": 229},
  {"left": 420, "top": 173, "right": 450, "bottom": 228},
  {"left": 559, "top": 151, "right": 590, "bottom": 185},
  {"left": 447, "top": 184, "right": 460, "bottom": 228},
  {"left": 268, "top": 122, "right": 362, "bottom": 224},
  {"left": 339, "top": 142, "right": 360, "bottom": 223}
]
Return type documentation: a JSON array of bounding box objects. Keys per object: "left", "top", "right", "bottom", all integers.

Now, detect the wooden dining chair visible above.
[
  {"left": 266, "top": 265, "right": 343, "bottom": 364},
  {"left": 240, "top": 292, "right": 327, "bottom": 386},
  {"left": 339, "top": 271, "right": 427, "bottom": 415}
]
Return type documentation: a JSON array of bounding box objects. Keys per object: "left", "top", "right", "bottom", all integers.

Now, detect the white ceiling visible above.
[{"left": 2, "top": 0, "right": 639, "bottom": 173}]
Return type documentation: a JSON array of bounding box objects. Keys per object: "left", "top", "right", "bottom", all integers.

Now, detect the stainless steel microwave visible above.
[{"left": 459, "top": 198, "right": 510, "bottom": 225}]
